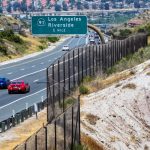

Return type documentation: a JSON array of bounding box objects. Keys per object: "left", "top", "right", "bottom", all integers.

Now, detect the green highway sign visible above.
[{"left": 31, "top": 16, "right": 87, "bottom": 35}]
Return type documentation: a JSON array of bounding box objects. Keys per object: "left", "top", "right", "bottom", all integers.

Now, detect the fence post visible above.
[
  {"left": 45, "top": 127, "right": 47, "bottom": 150},
  {"left": 52, "top": 64, "right": 55, "bottom": 117},
  {"left": 99, "top": 45, "right": 102, "bottom": 73},
  {"left": 46, "top": 68, "right": 49, "bottom": 122},
  {"left": 78, "top": 48, "right": 80, "bottom": 85},
  {"left": 78, "top": 95, "right": 81, "bottom": 145},
  {"left": 57, "top": 60, "right": 60, "bottom": 104},
  {"left": 81, "top": 48, "right": 84, "bottom": 81},
  {"left": 101, "top": 44, "right": 104, "bottom": 72},
  {"left": 7, "top": 118, "right": 11, "bottom": 130},
  {"left": 110, "top": 42, "right": 113, "bottom": 67},
  {"left": 105, "top": 44, "right": 108, "bottom": 70},
  {"left": 89, "top": 46, "right": 91, "bottom": 76},
  {"left": 108, "top": 43, "right": 110, "bottom": 68},
  {"left": 64, "top": 114, "right": 66, "bottom": 150},
  {"left": 25, "top": 142, "right": 27, "bottom": 150},
  {"left": 68, "top": 53, "right": 70, "bottom": 93},
  {"left": 55, "top": 121, "right": 57, "bottom": 150},
  {"left": 85, "top": 46, "right": 88, "bottom": 76},
  {"left": 92, "top": 45, "right": 95, "bottom": 76},
  {"left": 35, "top": 134, "right": 37, "bottom": 150},
  {"left": 1, "top": 122, "right": 5, "bottom": 132},
  {"left": 63, "top": 56, "right": 66, "bottom": 112},
  {"left": 96, "top": 45, "right": 98, "bottom": 72},
  {"left": 112, "top": 40, "right": 115, "bottom": 66},
  {"left": 73, "top": 50, "right": 75, "bottom": 88},
  {"left": 71, "top": 106, "right": 74, "bottom": 150}
]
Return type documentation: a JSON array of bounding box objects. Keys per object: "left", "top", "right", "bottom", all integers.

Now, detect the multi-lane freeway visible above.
[{"left": 0, "top": 36, "right": 87, "bottom": 122}]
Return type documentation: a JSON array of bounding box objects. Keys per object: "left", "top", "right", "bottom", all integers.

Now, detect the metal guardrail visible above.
[{"left": 0, "top": 100, "right": 46, "bottom": 133}]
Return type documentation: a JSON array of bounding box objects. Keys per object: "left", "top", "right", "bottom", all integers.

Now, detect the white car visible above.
[{"left": 62, "top": 45, "right": 69, "bottom": 51}]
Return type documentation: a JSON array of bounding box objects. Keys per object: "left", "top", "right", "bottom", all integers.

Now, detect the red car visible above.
[{"left": 8, "top": 81, "right": 30, "bottom": 94}]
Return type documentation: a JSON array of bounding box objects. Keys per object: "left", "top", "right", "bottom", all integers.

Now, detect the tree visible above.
[
  {"left": 37, "top": 0, "right": 43, "bottom": 11},
  {"left": 62, "top": 1, "right": 68, "bottom": 11},
  {"left": 0, "top": 6, "right": 2, "bottom": 13},
  {"left": 46, "top": 0, "right": 51, "bottom": 9},
  {"left": 28, "top": 0, "right": 35, "bottom": 12},
  {"left": 70, "top": 0, "right": 75, "bottom": 9},
  {"left": 20, "top": 0, "right": 27, "bottom": 12},
  {"left": 6, "top": 1, "right": 12, "bottom": 13},
  {"left": 105, "top": 3, "right": 109, "bottom": 10},
  {"left": 0, "top": 0, "right": 3, "bottom": 13},
  {"left": 125, "top": 0, "right": 134, "bottom": 4},
  {"left": 92, "top": 3, "right": 97, "bottom": 9},
  {"left": 13, "top": 1, "right": 20, "bottom": 11},
  {"left": 134, "top": 1, "right": 140, "bottom": 8},
  {"left": 76, "top": 1, "right": 83, "bottom": 10},
  {"left": 55, "top": 3, "right": 61, "bottom": 11},
  {"left": 84, "top": 2, "right": 89, "bottom": 9}
]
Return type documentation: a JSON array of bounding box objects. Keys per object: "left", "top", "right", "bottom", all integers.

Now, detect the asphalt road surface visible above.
[{"left": 0, "top": 36, "right": 87, "bottom": 122}]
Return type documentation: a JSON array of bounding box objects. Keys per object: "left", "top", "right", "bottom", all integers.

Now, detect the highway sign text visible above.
[{"left": 32, "top": 16, "right": 87, "bottom": 35}]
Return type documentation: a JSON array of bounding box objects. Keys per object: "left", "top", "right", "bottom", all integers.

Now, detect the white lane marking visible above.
[
  {"left": 7, "top": 72, "right": 12, "bottom": 75},
  {"left": 12, "top": 68, "right": 46, "bottom": 81},
  {"left": 67, "top": 37, "right": 75, "bottom": 45},
  {"left": 54, "top": 50, "right": 85, "bottom": 67},
  {"left": 0, "top": 88, "right": 46, "bottom": 110},
  {"left": 33, "top": 79, "right": 39, "bottom": 83},
  {"left": 0, "top": 38, "right": 72, "bottom": 71},
  {"left": 40, "top": 62, "right": 44, "bottom": 64},
  {"left": 76, "top": 37, "right": 83, "bottom": 47},
  {"left": 20, "top": 68, "right": 25, "bottom": 71},
  {"left": 32, "top": 65, "right": 36, "bottom": 68}
]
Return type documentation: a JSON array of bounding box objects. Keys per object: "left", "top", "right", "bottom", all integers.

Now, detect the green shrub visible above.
[
  {"left": 79, "top": 85, "right": 89, "bottom": 94},
  {"left": 73, "top": 144, "right": 88, "bottom": 150},
  {"left": 119, "top": 29, "right": 132, "bottom": 37},
  {"left": 0, "top": 29, "right": 23, "bottom": 43},
  {"left": 11, "top": 35, "right": 23, "bottom": 43},
  {"left": 0, "top": 45, "right": 7, "bottom": 55},
  {"left": 47, "top": 37, "right": 60, "bottom": 43},
  {"left": 38, "top": 45, "right": 45, "bottom": 50},
  {"left": 83, "top": 76, "right": 93, "bottom": 83},
  {"left": 59, "top": 97, "right": 76, "bottom": 109}
]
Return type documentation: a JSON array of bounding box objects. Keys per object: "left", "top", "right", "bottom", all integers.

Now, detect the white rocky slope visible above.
[{"left": 81, "top": 60, "right": 150, "bottom": 150}]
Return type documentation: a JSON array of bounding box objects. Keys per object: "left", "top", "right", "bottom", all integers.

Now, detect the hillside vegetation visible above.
[
  {"left": 0, "top": 15, "right": 60, "bottom": 62},
  {"left": 109, "top": 10, "right": 150, "bottom": 39}
]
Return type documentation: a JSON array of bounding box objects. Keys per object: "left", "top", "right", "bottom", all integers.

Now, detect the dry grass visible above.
[
  {"left": 148, "top": 36, "right": 150, "bottom": 45},
  {"left": 122, "top": 83, "right": 136, "bottom": 89},
  {"left": 146, "top": 72, "right": 150, "bottom": 76},
  {"left": 86, "top": 114, "right": 100, "bottom": 125},
  {"left": 81, "top": 133, "right": 104, "bottom": 150},
  {"left": 19, "top": 34, "right": 42, "bottom": 54},
  {"left": 83, "top": 69, "right": 134, "bottom": 94},
  {"left": 0, "top": 34, "right": 43, "bottom": 62}
]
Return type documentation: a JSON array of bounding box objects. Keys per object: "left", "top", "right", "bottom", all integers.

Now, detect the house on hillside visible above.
[{"left": 128, "top": 19, "right": 145, "bottom": 27}]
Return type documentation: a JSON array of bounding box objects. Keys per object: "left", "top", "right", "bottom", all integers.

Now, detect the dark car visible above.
[
  {"left": 8, "top": 80, "right": 30, "bottom": 94},
  {"left": 0, "top": 78, "right": 10, "bottom": 89}
]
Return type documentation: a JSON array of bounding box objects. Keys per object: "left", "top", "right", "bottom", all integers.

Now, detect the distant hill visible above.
[{"left": 0, "top": 15, "right": 59, "bottom": 62}]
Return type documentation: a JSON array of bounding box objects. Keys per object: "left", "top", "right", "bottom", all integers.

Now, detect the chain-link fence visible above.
[
  {"left": 14, "top": 33, "right": 147, "bottom": 150},
  {"left": 14, "top": 96, "right": 80, "bottom": 150},
  {"left": 47, "top": 33, "right": 147, "bottom": 122}
]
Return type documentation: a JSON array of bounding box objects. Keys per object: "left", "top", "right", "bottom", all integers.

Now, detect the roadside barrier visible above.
[{"left": 0, "top": 100, "right": 47, "bottom": 133}]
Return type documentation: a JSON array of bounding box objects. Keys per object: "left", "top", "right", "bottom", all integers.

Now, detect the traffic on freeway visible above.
[
  {"left": 0, "top": 31, "right": 105, "bottom": 122},
  {"left": 0, "top": 36, "right": 87, "bottom": 122}
]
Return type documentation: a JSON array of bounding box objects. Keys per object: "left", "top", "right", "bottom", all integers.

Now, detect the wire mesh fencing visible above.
[
  {"left": 47, "top": 33, "right": 148, "bottom": 122},
  {"left": 14, "top": 33, "right": 148, "bottom": 150}
]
